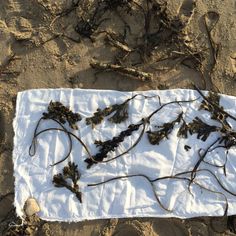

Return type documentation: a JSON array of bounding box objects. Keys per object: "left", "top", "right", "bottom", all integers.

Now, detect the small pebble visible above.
[{"left": 24, "top": 197, "right": 40, "bottom": 217}]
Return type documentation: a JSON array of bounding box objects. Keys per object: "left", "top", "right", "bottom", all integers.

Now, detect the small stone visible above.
[{"left": 24, "top": 197, "right": 40, "bottom": 217}]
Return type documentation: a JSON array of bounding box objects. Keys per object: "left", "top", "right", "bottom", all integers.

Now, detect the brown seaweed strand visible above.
[
  {"left": 31, "top": 127, "right": 73, "bottom": 166},
  {"left": 203, "top": 11, "right": 220, "bottom": 89},
  {"left": 190, "top": 137, "right": 221, "bottom": 181},
  {"left": 146, "top": 98, "right": 199, "bottom": 122},
  {"left": 152, "top": 174, "right": 228, "bottom": 216},
  {"left": 88, "top": 174, "right": 171, "bottom": 212},
  {"left": 100, "top": 121, "right": 147, "bottom": 163},
  {"left": 88, "top": 171, "right": 228, "bottom": 215},
  {"left": 85, "top": 98, "right": 198, "bottom": 168},
  {"left": 29, "top": 117, "right": 44, "bottom": 156},
  {"left": 175, "top": 169, "right": 236, "bottom": 197},
  {"left": 29, "top": 118, "right": 73, "bottom": 166},
  {"left": 86, "top": 93, "right": 159, "bottom": 127},
  {"left": 194, "top": 85, "right": 236, "bottom": 122},
  {"left": 31, "top": 127, "right": 93, "bottom": 166}
]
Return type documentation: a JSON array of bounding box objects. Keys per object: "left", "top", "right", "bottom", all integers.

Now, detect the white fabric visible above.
[{"left": 13, "top": 88, "right": 236, "bottom": 221}]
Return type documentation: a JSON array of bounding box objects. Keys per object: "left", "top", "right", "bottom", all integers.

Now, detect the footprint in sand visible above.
[{"left": 110, "top": 220, "right": 158, "bottom": 236}]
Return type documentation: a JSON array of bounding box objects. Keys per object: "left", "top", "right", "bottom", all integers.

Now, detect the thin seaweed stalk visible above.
[
  {"left": 88, "top": 168, "right": 228, "bottom": 215},
  {"left": 88, "top": 174, "right": 171, "bottom": 211},
  {"left": 29, "top": 101, "right": 84, "bottom": 166},
  {"left": 29, "top": 125, "right": 93, "bottom": 166}
]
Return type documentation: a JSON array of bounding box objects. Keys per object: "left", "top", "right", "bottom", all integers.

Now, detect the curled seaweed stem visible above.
[
  {"left": 31, "top": 127, "right": 92, "bottom": 166},
  {"left": 190, "top": 137, "right": 221, "bottom": 181},
  {"left": 147, "top": 97, "right": 199, "bottom": 121},
  {"left": 175, "top": 168, "right": 236, "bottom": 197}
]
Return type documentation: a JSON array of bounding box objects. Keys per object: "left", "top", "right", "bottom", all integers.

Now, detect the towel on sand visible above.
[{"left": 13, "top": 88, "right": 236, "bottom": 221}]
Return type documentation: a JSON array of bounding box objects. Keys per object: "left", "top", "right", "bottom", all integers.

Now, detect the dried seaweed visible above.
[
  {"left": 147, "top": 112, "right": 183, "bottom": 145},
  {"left": 194, "top": 85, "right": 236, "bottom": 122},
  {"left": 104, "top": 31, "right": 132, "bottom": 53},
  {"left": 188, "top": 117, "right": 219, "bottom": 141},
  {"left": 86, "top": 102, "right": 128, "bottom": 127},
  {"left": 84, "top": 98, "right": 198, "bottom": 168},
  {"left": 29, "top": 122, "right": 93, "bottom": 166},
  {"left": 199, "top": 90, "right": 230, "bottom": 128},
  {"left": 42, "top": 101, "right": 82, "bottom": 130},
  {"left": 90, "top": 60, "right": 153, "bottom": 81},
  {"left": 86, "top": 94, "right": 156, "bottom": 127},
  {"left": 184, "top": 145, "right": 191, "bottom": 151},
  {"left": 29, "top": 101, "right": 87, "bottom": 166},
  {"left": 177, "top": 119, "right": 189, "bottom": 138},
  {"left": 203, "top": 11, "right": 220, "bottom": 85},
  {"left": 85, "top": 123, "right": 142, "bottom": 168},
  {"left": 53, "top": 161, "right": 82, "bottom": 202},
  {"left": 88, "top": 174, "right": 171, "bottom": 211}
]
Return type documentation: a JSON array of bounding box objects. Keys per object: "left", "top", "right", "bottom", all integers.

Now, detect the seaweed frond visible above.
[{"left": 53, "top": 161, "right": 82, "bottom": 203}]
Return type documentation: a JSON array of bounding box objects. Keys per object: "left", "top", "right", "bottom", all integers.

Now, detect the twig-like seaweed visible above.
[
  {"left": 53, "top": 161, "right": 82, "bottom": 202},
  {"left": 85, "top": 123, "right": 143, "bottom": 168},
  {"left": 194, "top": 85, "right": 236, "bottom": 122},
  {"left": 199, "top": 90, "right": 230, "bottom": 128},
  {"left": 203, "top": 11, "right": 220, "bottom": 85},
  {"left": 90, "top": 60, "right": 153, "bottom": 81},
  {"left": 147, "top": 112, "right": 183, "bottom": 145},
  {"left": 88, "top": 174, "right": 171, "bottom": 211},
  {"left": 86, "top": 93, "right": 157, "bottom": 127}
]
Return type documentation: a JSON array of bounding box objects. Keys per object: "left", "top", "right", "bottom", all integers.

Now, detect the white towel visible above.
[{"left": 13, "top": 88, "right": 236, "bottom": 222}]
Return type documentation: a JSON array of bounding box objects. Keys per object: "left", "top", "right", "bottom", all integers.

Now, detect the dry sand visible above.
[{"left": 0, "top": 0, "right": 236, "bottom": 235}]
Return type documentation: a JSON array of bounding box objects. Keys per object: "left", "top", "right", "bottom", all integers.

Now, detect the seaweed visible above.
[
  {"left": 184, "top": 145, "right": 191, "bottom": 151},
  {"left": 86, "top": 102, "right": 128, "bottom": 127},
  {"left": 29, "top": 121, "right": 93, "bottom": 166},
  {"left": 147, "top": 112, "right": 183, "bottom": 145},
  {"left": 29, "top": 101, "right": 88, "bottom": 166},
  {"left": 177, "top": 119, "right": 189, "bottom": 138},
  {"left": 90, "top": 60, "right": 153, "bottom": 81},
  {"left": 199, "top": 90, "right": 230, "bottom": 128},
  {"left": 42, "top": 101, "right": 82, "bottom": 130},
  {"left": 86, "top": 94, "right": 157, "bottom": 127},
  {"left": 88, "top": 168, "right": 229, "bottom": 215},
  {"left": 188, "top": 117, "right": 219, "bottom": 141},
  {"left": 84, "top": 97, "right": 198, "bottom": 168},
  {"left": 53, "top": 161, "right": 82, "bottom": 203},
  {"left": 85, "top": 123, "right": 143, "bottom": 168}
]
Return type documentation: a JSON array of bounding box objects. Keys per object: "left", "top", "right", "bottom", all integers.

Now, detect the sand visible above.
[{"left": 0, "top": 0, "right": 236, "bottom": 235}]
